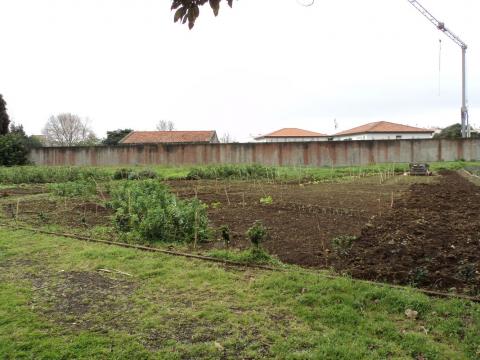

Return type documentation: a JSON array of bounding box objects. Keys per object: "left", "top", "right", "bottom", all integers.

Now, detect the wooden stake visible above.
[
  {"left": 15, "top": 199, "right": 20, "bottom": 222},
  {"left": 224, "top": 185, "right": 231, "bottom": 206},
  {"left": 193, "top": 209, "right": 198, "bottom": 250}
]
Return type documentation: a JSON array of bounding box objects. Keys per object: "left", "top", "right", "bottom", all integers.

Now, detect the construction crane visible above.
[{"left": 407, "top": 0, "right": 469, "bottom": 138}]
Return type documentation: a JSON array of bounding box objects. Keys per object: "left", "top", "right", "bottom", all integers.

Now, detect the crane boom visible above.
[
  {"left": 407, "top": 0, "right": 469, "bottom": 137},
  {"left": 408, "top": 0, "right": 467, "bottom": 49}
]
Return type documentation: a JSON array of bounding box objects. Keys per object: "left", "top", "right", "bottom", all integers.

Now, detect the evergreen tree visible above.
[
  {"left": 102, "top": 129, "right": 133, "bottom": 146},
  {"left": 0, "top": 94, "right": 10, "bottom": 135}
]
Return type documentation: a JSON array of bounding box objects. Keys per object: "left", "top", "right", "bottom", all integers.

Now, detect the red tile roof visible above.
[
  {"left": 119, "top": 131, "right": 218, "bottom": 144},
  {"left": 335, "top": 121, "right": 434, "bottom": 136},
  {"left": 255, "top": 128, "right": 327, "bottom": 140}
]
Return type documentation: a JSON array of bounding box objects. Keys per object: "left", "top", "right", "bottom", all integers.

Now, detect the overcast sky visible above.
[{"left": 1, "top": 0, "right": 479, "bottom": 141}]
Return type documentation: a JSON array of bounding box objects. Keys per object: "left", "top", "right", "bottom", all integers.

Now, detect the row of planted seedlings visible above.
[{"left": 41, "top": 168, "right": 278, "bottom": 265}]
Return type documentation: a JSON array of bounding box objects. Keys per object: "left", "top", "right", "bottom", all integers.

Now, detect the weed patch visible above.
[{"left": 48, "top": 180, "right": 98, "bottom": 198}]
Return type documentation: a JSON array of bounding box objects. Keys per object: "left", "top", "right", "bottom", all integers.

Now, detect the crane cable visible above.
[{"left": 438, "top": 39, "right": 442, "bottom": 96}]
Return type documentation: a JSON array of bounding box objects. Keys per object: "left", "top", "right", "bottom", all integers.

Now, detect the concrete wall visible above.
[
  {"left": 334, "top": 133, "right": 434, "bottom": 141},
  {"left": 28, "top": 139, "right": 480, "bottom": 167}
]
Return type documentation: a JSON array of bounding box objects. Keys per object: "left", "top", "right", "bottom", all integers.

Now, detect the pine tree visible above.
[{"left": 0, "top": 94, "right": 10, "bottom": 135}]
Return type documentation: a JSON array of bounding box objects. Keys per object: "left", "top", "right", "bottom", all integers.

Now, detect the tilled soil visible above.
[
  {"left": 168, "top": 178, "right": 415, "bottom": 266},
  {"left": 336, "top": 171, "right": 480, "bottom": 294}
]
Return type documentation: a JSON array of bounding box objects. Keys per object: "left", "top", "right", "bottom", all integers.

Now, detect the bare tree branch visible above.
[
  {"left": 156, "top": 120, "right": 176, "bottom": 131},
  {"left": 219, "top": 132, "right": 235, "bottom": 143},
  {"left": 42, "top": 113, "right": 98, "bottom": 146}
]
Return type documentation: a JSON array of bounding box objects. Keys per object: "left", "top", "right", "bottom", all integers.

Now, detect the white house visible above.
[
  {"left": 333, "top": 121, "right": 434, "bottom": 141},
  {"left": 255, "top": 128, "right": 329, "bottom": 142}
]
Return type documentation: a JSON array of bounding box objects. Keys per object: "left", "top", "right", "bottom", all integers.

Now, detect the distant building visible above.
[
  {"left": 119, "top": 131, "right": 219, "bottom": 144},
  {"left": 333, "top": 121, "right": 434, "bottom": 141},
  {"left": 254, "top": 128, "right": 329, "bottom": 143}
]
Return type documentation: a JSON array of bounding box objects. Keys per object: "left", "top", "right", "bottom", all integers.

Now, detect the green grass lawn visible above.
[{"left": 1, "top": 228, "right": 479, "bottom": 359}]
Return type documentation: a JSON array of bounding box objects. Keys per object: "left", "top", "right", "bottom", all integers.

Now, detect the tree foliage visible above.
[
  {"left": 0, "top": 122, "right": 43, "bottom": 166},
  {"left": 102, "top": 129, "right": 133, "bottom": 146},
  {"left": 0, "top": 94, "right": 11, "bottom": 135},
  {"left": 42, "top": 113, "right": 98, "bottom": 146},
  {"left": 434, "top": 123, "right": 479, "bottom": 139},
  {"left": 0, "top": 134, "right": 29, "bottom": 166},
  {"left": 9, "top": 123, "right": 43, "bottom": 148},
  {"left": 171, "top": 0, "right": 234, "bottom": 29}
]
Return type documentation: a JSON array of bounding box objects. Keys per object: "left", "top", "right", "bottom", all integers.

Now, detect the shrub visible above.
[
  {"left": 186, "top": 164, "right": 279, "bottom": 180},
  {"left": 48, "top": 180, "right": 97, "bottom": 198},
  {"left": 137, "top": 169, "right": 158, "bottom": 179},
  {"left": 458, "top": 263, "right": 477, "bottom": 283},
  {"left": 112, "top": 168, "right": 130, "bottom": 180},
  {"left": 331, "top": 235, "right": 356, "bottom": 256},
  {"left": 109, "top": 180, "right": 209, "bottom": 243},
  {"left": 0, "top": 134, "right": 29, "bottom": 166},
  {"left": 112, "top": 168, "right": 158, "bottom": 181},
  {"left": 408, "top": 267, "right": 429, "bottom": 287},
  {"left": 219, "top": 225, "right": 231, "bottom": 247},
  {"left": 246, "top": 221, "right": 268, "bottom": 247}
]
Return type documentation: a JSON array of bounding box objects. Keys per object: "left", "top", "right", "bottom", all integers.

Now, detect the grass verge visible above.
[{"left": 0, "top": 227, "right": 479, "bottom": 359}]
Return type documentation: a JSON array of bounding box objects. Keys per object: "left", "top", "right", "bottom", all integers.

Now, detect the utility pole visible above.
[{"left": 407, "top": 0, "right": 469, "bottom": 138}]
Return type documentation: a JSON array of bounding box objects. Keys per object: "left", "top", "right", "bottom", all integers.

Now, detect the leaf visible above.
[
  {"left": 174, "top": 8, "right": 186, "bottom": 23},
  {"left": 209, "top": 0, "right": 220, "bottom": 16},
  {"left": 171, "top": 0, "right": 181, "bottom": 10}
]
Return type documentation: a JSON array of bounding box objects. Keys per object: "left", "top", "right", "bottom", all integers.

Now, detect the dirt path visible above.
[{"left": 336, "top": 171, "right": 480, "bottom": 294}]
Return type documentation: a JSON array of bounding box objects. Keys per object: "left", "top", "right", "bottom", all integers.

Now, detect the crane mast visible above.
[{"left": 407, "top": 0, "right": 469, "bottom": 138}]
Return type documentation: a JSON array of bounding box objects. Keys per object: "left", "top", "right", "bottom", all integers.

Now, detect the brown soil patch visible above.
[
  {"left": 1, "top": 199, "right": 113, "bottom": 228},
  {"left": 0, "top": 185, "right": 46, "bottom": 197},
  {"left": 34, "top": 270, "right": 137, "bottom": 330},
  {"left": 336, "top": 171, "right": 480, "bottom": 294},
  {"left": 168, "top": 177, "right": 422, "bottom": 266}
]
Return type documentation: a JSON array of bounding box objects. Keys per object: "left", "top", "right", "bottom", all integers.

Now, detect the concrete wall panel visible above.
[{"left": 28, "top": 139, "right": 480, "bottom": 167}]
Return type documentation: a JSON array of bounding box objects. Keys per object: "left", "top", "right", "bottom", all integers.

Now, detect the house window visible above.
[{"left": 396, "top": 135, "right": 402, "bottom": 140}]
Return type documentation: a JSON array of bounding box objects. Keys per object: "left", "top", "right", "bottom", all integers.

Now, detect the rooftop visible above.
[
  {"left": 119, "top": 131, "right": 218, "bottom": 144},
  {"left": 255, "top": 128, "right": 328, "bottom": 140},
  {"left": 335, "top": 121, "right": 434, "bottom": 136}
]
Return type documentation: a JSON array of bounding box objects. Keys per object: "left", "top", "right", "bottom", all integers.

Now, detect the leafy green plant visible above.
[
  {"left": 113, "top": 168, "right": 158, "bottom": 181},
  {"left": 0, "top": 166, "right": 111, "bottom": 184},
  {"left": 112, "top": 168, "right": 131, "bottom": 180},
  {"left": 409, "top": 267, "right": 429, "bottom": 287},
  {"left": 331, "top": 235, "right": 356, "bottom": 256},
  {"left": 219, "top": 225, "right": 231, "bottom": 247},
  {"left": 108, "top": 180, "right": 209, "bottom": 243},
  {"left": 48, "top": 180, "right": 97, "bottom": 198},
  {"left": 210, "top": 201, "right": 222, "bottom": 209},
  {"left": 186, "top": 164, "right": 279, "bottom": 180},
  {"left": 458, "top": 263, "right": 477, "bottom": 283},
  {"left": 137, "top": 169, "right": 158, "bottom": 179},
  {"left": 37, "top": 212, "right": 48, "bottom": 222},
  {"left": 246, "top": 221, "right": 268, "bottom": 248},
  {"left": 259, "top": 195, "right": 273, "bottom": 205}
]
